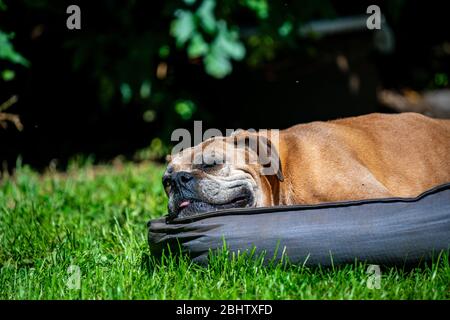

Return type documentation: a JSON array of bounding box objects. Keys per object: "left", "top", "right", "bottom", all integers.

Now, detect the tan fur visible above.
[
  {"left": 167, "top": 113, "right": 450, "bottom": 210},
  {"left": 269, "top": 113, "right": 450, "bottom": 205}
]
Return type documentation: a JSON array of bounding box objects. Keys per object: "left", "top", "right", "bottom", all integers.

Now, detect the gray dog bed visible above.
[{"left": 148, "top": 183, "right": 450, "bottom": 266}]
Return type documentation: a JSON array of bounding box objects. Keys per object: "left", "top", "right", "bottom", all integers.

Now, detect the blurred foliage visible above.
[
  {"left": 0, "top": 0, "right": 345, "bottom": 143},
  {"left": 169, "top": 0, "right": 337, "bottom": 78},
  {"left": 0, "top": 31, "right": 30, "bottom": 67},
  {"left": 0, "top": 0, "right": 340, "bottom": 107},
  {"left": 5, "top": 0, "right": 438, "bottom": 166},
  {"left": 434, "top": 73, "right": 448, "bottom": 87},
  {"left": 171, "top": 0, "right": 247, "bottom": 78},
  {"left": 175, "top": 99, "right": 197, "bottom": 120},
  {"left": 0, "top": 1, "right": 30, "bottom": 81},
  {"left": 134, "top": 138, "right": 171, "bottom": 162}
]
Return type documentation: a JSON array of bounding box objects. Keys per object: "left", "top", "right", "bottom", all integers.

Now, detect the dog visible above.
[{"left": 163, "top": 113, "right": 450, "bottom": 218}]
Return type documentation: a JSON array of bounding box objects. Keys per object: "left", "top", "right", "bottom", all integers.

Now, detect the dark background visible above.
[{"left": 0, "top": 0, "right": 449, "bottom": 170}]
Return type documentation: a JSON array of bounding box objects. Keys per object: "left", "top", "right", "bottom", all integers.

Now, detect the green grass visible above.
[{"left": 0, "top": 160, "right": 449, "bottom": 299}]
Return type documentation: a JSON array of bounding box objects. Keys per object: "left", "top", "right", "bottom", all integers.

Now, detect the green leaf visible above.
[
  {"left": 202, "top": 21, "right": 245, "bottom": 78},
  {"left": 139, "top": 80, "right": 152, "bottom": 99},
  {"left": 204, "top": 46, "right": 232, "bottom": 79},
  {"left": 158, "top": 45, "right": 170, "bottom": 59},
  {"left": 0, "top": 31, "right": 30, "bottom": 67},
  {"left": 120, "top": 83, "right": 133, "bottom": 104},
  {"left": 170, "top": 10, "right": 196, "bottom": 47},
  {"left": 187, "top": 32, "right": 209, "bottom": 58},
  {"left": 278, "top": 21, "right": 293, "bottom": 37},
  {"left": 215, "top": 21, "right": 245, "bottom": 61},
  {"left": 1, "top": 69, "right": 15, "bottom": 81},
  {"left": 434, "top": 73, "right": 448, "bottom": 87},
  {"left": 0, "top": 0, "right": 7, "bottom": 11},
  {"left": 242, "top": 0, "right": 269, "bottom": 19},
  {"left": 183, "top": 0, "right": 196, "bottom": 5},
  {"left": 197, "top": 0, "right": 216, "bottom": 34},
  {"left": 175, "top": 100, "right": 196, "bottom": 120},
  {"left": 143, "top": 110, "right": 156, "bottom": 122}
]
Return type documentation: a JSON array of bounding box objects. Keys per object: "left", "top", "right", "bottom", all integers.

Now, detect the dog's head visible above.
[{"left": 163, "top": 130, "right": 284, "bottom": 218}]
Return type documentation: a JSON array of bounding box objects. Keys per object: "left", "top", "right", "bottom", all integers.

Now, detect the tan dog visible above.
[{"left": 163, "top": 113, "right": 450, "bottom": 218}]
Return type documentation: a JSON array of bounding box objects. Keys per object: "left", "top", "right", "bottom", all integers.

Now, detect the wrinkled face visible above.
[{"left": 163, "top": 135, "right": 270, "bottom": 218}]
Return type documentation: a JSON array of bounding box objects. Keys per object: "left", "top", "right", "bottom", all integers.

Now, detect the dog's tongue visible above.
[{"left": 179, "top": 200, "right": 190, "bottom": 209}]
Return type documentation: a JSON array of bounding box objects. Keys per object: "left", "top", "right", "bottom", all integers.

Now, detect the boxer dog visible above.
[{"left": 163, "top": 113, "right": 450, "bottom": 218}]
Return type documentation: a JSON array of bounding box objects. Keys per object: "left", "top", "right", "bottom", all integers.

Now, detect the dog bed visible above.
[{"left": 148, "top": 183, "right": 450, "bottom": 266}]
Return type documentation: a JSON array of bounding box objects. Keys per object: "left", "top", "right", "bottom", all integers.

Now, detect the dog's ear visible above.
[{"left": 234, "top": 132, "right": 284, "bottom": 182}]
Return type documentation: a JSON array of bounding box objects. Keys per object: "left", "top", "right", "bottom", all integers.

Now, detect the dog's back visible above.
[{"left": 278, "top": 113, "right": 450, "bottom": 204}]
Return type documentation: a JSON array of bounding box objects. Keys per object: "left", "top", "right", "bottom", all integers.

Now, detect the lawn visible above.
[{"left": 0, "top": 160, "right": 449, "bottom": 299}]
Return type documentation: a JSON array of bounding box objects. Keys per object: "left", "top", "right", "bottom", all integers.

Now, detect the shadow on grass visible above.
[{"left": 141, "top": 236, "right": 450, "bottom": 280}]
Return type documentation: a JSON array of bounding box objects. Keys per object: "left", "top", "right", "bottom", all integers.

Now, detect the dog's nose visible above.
[{"left": 173, "top": 171, "right": 194, "bottom": 189}]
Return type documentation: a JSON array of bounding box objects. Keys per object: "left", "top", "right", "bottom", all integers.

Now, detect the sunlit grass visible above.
[{"left": 0, "top": 160, "right": 449, "bottom": 299}]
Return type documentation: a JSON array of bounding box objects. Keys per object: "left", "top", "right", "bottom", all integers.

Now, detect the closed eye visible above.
[
  {"left": 202, "top": 161, "right": 217, "bottom": 169},
  {"left": 200, "top": 158, "right": 223, "bottom": 170}
]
